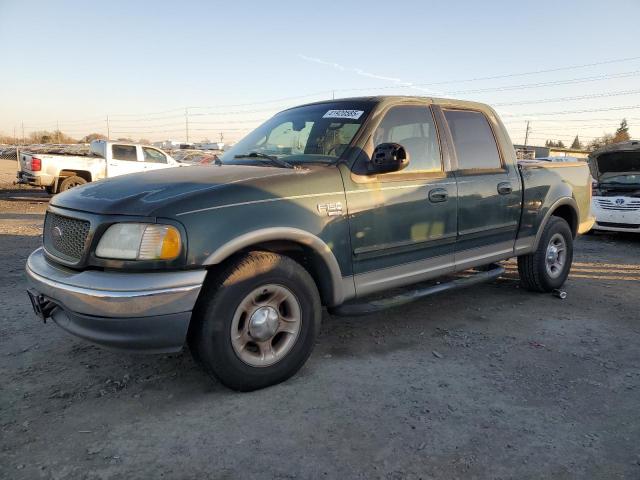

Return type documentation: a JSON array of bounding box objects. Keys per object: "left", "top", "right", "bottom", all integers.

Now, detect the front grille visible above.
[
  {"left": 595, "top": 198, "right": 640, "bottom": 211},
  {"left": 43, "top": 212, "right": 90, "bottom": 262},
  {"left": 597, "top": 221, "right": 640, "bottom": 229}
]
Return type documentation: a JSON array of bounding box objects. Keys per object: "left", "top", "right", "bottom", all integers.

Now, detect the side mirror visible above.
[{"left": 369, "top": 143, "right": 409, "bottom": 174}]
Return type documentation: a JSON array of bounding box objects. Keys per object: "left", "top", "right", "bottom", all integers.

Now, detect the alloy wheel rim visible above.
[
  {"left": 545, "top": 233, "right": 567, "bottom": 279},
  {"left": 230, "top": 284, "right": 302, "bottom": 367}
]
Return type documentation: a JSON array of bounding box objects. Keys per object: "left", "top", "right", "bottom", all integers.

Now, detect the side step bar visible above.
[{"left": 330, "top": 264, "right": 505, "bottom": 317}]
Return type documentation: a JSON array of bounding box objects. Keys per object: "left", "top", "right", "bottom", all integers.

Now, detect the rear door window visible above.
[
  {"left": 112, "top": 145, "right": 138, "bottom": 162},
  {"left": 443, "top": 110, "right": 502, "bottom": 170}
]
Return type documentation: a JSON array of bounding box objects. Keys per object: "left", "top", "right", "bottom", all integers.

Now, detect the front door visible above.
[
  {"left": 440, "top": 108, "right": 521, "bottom": 269},
  {"left": 343, "top": 104, "right": 458, "bottom": 297},
  {"left": 142, "top": 146, "right": 171, "bottom": 171}
]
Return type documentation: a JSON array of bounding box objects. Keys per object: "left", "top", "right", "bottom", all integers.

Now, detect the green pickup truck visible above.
[{"left": 26, "top": 96, "right": 594, "bottom": 390}]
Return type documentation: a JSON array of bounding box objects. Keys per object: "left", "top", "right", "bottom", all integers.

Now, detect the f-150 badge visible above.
[{"left": 317, "top": 202, "right": 344, "bottom": 216}]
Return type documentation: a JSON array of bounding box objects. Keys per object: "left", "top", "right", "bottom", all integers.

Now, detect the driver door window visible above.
[
  {"left": 142, "top": 147, "right": 168, "bottom": 164},
  {"left": 373, "top": 105, "right": 442, "bottom": 174}
]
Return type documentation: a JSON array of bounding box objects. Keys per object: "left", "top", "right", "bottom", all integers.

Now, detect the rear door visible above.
[
  {"left": 344, "top": 103, "right": 458, "bottom": 296},
  {"left": 439, "top": 108, "right": 521, "bottom": 269},
  {"left": 107, "top": 144, "right": 144, "bottom": 177}
]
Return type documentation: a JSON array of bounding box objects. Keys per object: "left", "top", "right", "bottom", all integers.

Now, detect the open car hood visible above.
[{"left": 589, "top": 141, "right": 640, "bottom": 179}]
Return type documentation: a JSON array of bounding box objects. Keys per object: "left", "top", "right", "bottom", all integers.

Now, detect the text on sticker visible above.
[{"left": 322, "top": 110, "right": 364, "bottom": 120}]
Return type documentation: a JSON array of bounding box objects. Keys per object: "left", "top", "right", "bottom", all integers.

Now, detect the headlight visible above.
[{"left": 96, "top": 223, "right": 182, "bottom": 260}]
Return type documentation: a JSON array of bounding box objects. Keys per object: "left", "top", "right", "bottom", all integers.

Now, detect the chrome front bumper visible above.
[{"left": 25, "top": 248, "right": 207, "bottom": 352}]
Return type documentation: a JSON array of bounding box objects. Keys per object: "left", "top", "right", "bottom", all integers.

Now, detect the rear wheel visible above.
[
  {"left": 189, "top": 251, "right": 321, "bottom": 391},
  {"left": 58, "top": 175, "right": 87, "bottom": 192},
  {"left": 518, "top": 216, "right": 573, "bottom": 292}
]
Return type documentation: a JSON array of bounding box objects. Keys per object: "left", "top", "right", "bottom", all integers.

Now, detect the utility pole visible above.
[
  {"left": 21, "top": 121, "right": 24, "bottom": 145},
  {"left": 56, "top": 121, "right": 60, "bottom": 144},
  {"left": 106, "top": 115, "right": 110, "bottom": 140},
  {"left": 524, "top": 121, "right": 531, "bottom": 147},
  {"left": 185, "top": 107, "right": 190, "bottom": 143},
  {"left": 13, "top": 126, "right": 16, "bottom": 144}
]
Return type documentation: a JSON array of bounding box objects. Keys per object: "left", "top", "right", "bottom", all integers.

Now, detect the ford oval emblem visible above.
[
  {"left": 52, "top": 226, "right": 63, "bottom": 240},
  {"left": 615, "top": 198, "right": 625, "bottom": 205}
]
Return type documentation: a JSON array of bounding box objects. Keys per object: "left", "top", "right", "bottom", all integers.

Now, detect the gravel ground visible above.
[{"left": 1, "top": 158, "right": 639, "bottom": 479}]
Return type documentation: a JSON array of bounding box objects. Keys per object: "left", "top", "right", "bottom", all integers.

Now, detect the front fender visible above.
[{"left": 203, "top": 227, "right": 352, "bottom": 306}]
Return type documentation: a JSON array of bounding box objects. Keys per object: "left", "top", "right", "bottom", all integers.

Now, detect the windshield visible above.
[
  {"left": 221, "top": 101, "right": 373, "bottom": 165},
  {"left": 600, "top": 173, "right": 640, "bottom": 185}
]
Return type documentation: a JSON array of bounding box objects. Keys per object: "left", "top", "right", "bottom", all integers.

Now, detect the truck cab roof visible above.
[{"left": 290, "top": 95, "right": 497, "bottom": 113}]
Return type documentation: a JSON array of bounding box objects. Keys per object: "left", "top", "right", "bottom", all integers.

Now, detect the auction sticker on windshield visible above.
[{"left": 322, "top": 110, "right": 364, "bottom": 120}]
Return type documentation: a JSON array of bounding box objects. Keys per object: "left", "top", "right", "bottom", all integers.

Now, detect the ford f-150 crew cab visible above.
[
  {"left": 16, "top": 140, "right": 182, "bottom": 194},
  {"left": 25, "top": 96, "right": 594, "bottom": 391}
]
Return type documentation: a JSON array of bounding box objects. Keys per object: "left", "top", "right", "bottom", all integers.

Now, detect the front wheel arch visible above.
[{"left": 202, "top": 228, "right": 349, "bottom": 306}]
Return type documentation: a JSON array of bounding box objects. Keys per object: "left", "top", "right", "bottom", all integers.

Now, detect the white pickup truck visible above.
[{"left": 16, "top": 140, "right": 183, "bottom": 194}]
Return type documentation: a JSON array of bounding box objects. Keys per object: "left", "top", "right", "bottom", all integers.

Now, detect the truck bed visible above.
[{"left": 517, "top": 160, "right": 593, "bottom": 240}]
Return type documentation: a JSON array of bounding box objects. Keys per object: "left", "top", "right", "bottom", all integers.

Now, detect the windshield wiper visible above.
[{"left": 233, "top": 152, "right": 294, "bottom": 169}]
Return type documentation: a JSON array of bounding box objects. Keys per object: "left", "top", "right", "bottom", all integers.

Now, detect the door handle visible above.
[
  {"left": 497, "top": 182, "right": 513, "bottom": 195},
  {"left": 428, "top": 188, "right": 448, "bottom": 203}
]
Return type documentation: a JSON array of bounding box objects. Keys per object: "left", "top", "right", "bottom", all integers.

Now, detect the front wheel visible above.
[
  {"left": 189, "top": 252, "right": 321, "bottom": 391},
  {"left": 517, "top": 216, "right": 573, "bottom": 292}
]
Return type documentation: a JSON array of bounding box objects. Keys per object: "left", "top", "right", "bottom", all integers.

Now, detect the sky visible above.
[{"left": 1, "top": 0, "right": 639, "bottom": 146}]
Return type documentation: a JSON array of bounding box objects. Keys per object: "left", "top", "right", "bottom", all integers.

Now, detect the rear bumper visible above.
[
  {"left": 25, "top": 248, "right": 207, "bottom": 352},
  {"left": 16, "top": 171, "right": 54, "bottom": 187}
]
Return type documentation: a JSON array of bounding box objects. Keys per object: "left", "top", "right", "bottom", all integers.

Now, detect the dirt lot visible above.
[{"left": 1, "top": 157, "right": 639, "bottom": 479}]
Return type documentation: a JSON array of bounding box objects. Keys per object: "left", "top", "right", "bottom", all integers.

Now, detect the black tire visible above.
[
  {"left": 517, "top": 216, "right": 573, "bottom": 292},
  {"left": 188, "top": 251, "right": 321, "bottom": 391},
  {"left": 58, "top": 175, "right": 87, "bottom": 192}
]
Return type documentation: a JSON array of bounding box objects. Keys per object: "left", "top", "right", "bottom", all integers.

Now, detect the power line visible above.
[
  {"left": 376, "top": 55, "right": 640, "bottom": 86},
  {"left": 494, "top": 88, "right": 640, "bottom": 107},
  {"left": 189, "top": 90, "right": 333, "bottom": 110},
  {"left": 441, "top": 70, "right": 640, "bottom": 95},
  {"left": 522, "top": 132, "right": 605, "bottom": 140},
  {"left": 325, "top": 55, "right": 640, "bottom": 92},
  {"left": 12, "top": 55, "right": 640, "bottom": 128},
  {"left": 104, "top": 118, "right": 267, "bottom": 130},
  {"left": 501, "top": 104, "right": 640, "bottom": 117},
  {"left": 503, "top": 117, "right": 640, "bottom": 123}
]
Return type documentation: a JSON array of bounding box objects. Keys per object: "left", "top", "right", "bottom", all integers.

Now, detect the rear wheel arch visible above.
[
  {"left": 202, "top": 228, "right": 348, "bottom": 307},
  {"left": 551, "top": 204, "right": 578, "bottom": 237},
  {"left": 59, "top": 170, "right": 92, "bottom": 182},
  {"left": 533, "top": 197, "right": 578, "bottom": 250}
]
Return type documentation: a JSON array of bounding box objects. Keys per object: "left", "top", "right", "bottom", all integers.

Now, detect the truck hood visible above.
[{"left": 50, "top": 165, "right": 307, "bottom": 216}]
